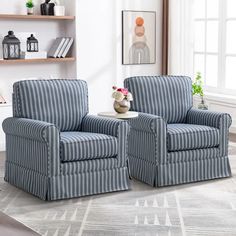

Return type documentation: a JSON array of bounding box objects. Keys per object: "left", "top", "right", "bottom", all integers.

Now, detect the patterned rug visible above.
[{"left": 0, "top": 144, "right": 236, "bottom": 236}]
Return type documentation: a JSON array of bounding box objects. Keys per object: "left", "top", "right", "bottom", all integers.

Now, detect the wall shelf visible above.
[
  {"left": 0, "top": 57, "right": 75, "bottom": 64},
  {"left": 0, "top": 14, "right": 75, "bottom": 20}
]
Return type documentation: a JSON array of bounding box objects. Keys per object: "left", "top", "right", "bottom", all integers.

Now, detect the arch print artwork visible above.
[{"left": 122, "top": 11, "right": 156, "bottom": 65}]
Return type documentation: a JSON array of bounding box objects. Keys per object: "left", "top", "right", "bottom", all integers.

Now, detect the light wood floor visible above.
[{"left": 230, "top": 133, "right": 236, "bottom": 142}]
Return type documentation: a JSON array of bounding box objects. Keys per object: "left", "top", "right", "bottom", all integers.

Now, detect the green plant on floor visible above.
[
  {"left": 26, "top": 0, "right": 34, "bottom": 8},
  {"left": 192, "top": 72, "right": 204, "bottom": 98}
]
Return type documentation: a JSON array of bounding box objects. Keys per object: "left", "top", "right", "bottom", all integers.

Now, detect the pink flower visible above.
[
  {"left": 112, "top": 86, "right": 117, "bottom": 90},
  {"left": 117, "top": 88, "right": 129, "bottom": 95}
]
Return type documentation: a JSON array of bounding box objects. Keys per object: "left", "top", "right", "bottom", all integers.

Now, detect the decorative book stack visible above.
[{"left": 48, "top": 37, "right": 74, "bottom": 58}]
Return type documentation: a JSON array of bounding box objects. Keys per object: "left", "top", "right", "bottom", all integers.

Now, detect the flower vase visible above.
[{"left": 113, "top": 99, "right": 130, "bottom": 114}]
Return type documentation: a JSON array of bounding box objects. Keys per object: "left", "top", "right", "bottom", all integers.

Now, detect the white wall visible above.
[{"left": 76, "top": 0, "right": 163, "bottom": 114}]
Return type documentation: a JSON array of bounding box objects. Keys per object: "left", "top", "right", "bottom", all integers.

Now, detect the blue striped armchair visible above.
[
  {"left": 124, "top": 76, "right": 232, "bottom": 186},
  {"left": 3, "top": 79, "right": 130, "bottom": 200}
]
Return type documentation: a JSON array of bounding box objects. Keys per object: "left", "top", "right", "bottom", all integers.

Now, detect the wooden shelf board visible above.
[
  {"left": 0, "top": 14, "right": 75, "bottom": 20},
  {"left": 0, "top": 57, "right": 75, "bottom": 64}
]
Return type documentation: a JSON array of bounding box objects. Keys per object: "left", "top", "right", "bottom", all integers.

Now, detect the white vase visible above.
[
  {"left": 27, "top": 7, "right": 34, "bottom": 15},
  {"left": 54, "top": 6, "right": 65, "bottom": 16}
]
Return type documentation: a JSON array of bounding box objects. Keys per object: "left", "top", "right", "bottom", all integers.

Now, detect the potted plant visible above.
[
  {"left": 26, "top": 0, "right": 34, "bottom": 15},
  {"left": 112, "top": 86, "right": 133, "bottom": 113},
  {"left": 192, "top": 72, "right": 208, "bottom": 110}
]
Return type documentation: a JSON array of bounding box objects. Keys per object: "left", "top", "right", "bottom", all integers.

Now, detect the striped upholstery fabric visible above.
[
  {"left": 61, "top": 157, "right": 118, "bottom": 175},
  {"left": 60, "top": 132, "right": 118, "bottom": 162},
  {"left": 3, "top": 117, "right": 60, "bottom": 176},
  {"left": 128, "top": 113, "right": 167, "bottom": 165},
  {"left": 124, "top": 76, "right": 192, "bottom": 123},
  {"left": 13, "top": 79, "right": 88, "bottom": 131},
  {"left": 81, "top": 115, "right": 129, "bottom": 167},
  {"left": 186, "top": 108, "right": 232, "bottom": 129},
  {"left": 167, "top": 124, "right": 220, "bottom": 151},
  {"left": 3, "top": 79, "right": 130, "bottom": 200},
  {"left": 167, "top": 148, "right": 220, "bottom": 163},
  {"left": 156, "top": 157, "right": 231, "bottom": 186},
  {"left": 186, "top": 108, "right": 232, "bottom": 156},
  {"left": 81, "top": 115, "right": 123, "bottom": 137},
  {"left": 48, "top": 167, "right": 129, "bottom": 200},
  {"left": 125, "top": 76, "right": 232, "bottom": 187},
  {"left": 129, "top": 155, "right": 231, "bottom": 187}
]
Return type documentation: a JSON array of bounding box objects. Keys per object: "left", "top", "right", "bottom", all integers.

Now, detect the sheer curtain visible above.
[{"left": 167, "top": 0, "right": 194, "bottom": 76}]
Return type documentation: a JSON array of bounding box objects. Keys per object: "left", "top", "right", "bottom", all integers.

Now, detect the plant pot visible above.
[
  {"left": 54, "top": 6, "right": 65, "bottom": 16},
  {"left": 27, "top": 8, "right": 34, "bottom": 15},
  {"left": 113, "top": 100, "right": 130, "bottom": 114}
]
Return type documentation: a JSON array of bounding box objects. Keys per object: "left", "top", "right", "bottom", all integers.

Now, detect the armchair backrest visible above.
[
  {"left": 13, "top": 79, "right": 88, "bottom": 131},
  {"left": 124, "top": 76, "right": 192, "bottom": 123}
]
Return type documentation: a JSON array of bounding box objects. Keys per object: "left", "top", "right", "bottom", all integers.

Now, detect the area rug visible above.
[
  {"left": 0, "top": 211, "right": 39, "bottom": 236},
  {"left": 0, "top": 144, "right": 236, "bottom": 236}
]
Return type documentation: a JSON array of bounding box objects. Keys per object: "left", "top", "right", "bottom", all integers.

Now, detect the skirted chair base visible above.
[
  {"left": 129, "top": 155, "right": 231, "bottom": 187},
  {"left": 3, "top": 79, "right": 131, "bottom": 201},
  {"left": 5, "top": 161, "right": 129, "bottom": 200},
  {"left": 124, "top": 76, "right": 232, "bottom": 187}
]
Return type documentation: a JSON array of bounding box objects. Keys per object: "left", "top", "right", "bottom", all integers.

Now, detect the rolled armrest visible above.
[
  {"left": 187, "top": 108, "right": 232, "bottom": 156},
  {"left": 3, "top": 117, "right": 59, "bottom": 142},
  {"left": 129, "top": 112, "right": 166, "bottom": 133},
  {"left": 81, "top": 115, "right": 129, "bottom": 167},
  {"left": 81, "top": 115, "right": 127, "bottom": 137},
  {"left": 186, "top": 108, "right": 232, "bottom": 129},
  {"left": 3, "top": 117, "right": 60, "bottom": 176},
  {"left": 128, "top": 113, "right": 167, "bottom": 165}
]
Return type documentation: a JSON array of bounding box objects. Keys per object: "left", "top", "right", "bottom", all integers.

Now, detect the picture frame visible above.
[{"left": 122, "top": 10, "right": 156, "bottom": 65}]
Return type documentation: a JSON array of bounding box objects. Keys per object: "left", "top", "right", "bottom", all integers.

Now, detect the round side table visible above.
[{"left": 98, "top": 111, "right": 138, "bottom": 119}]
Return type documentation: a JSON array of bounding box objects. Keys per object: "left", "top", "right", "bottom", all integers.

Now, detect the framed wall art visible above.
[{"left": 122, "top": 10, "right": 156, "bottom": 65}]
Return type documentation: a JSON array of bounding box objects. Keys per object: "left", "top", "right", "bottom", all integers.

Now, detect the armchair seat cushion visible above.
[
  {"left": 167, "top": 124, "right": 220, "bottom": 152},
  {"left": 60, "top": 132, "right": 118, "bottom": 162}
]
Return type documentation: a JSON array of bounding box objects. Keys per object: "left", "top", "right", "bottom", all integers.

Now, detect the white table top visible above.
[{"left": 98, "top": 111, "right": 138, "bottom": 119}]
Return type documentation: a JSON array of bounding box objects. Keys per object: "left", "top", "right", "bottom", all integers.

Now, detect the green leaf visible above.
[
  {"left": 26, "top": 0, "right": 34, "bottom": 8},
  {"left": 192, "top": 72, "right": 204, "bottom": 97}
]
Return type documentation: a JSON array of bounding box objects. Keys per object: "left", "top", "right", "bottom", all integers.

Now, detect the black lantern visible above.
[
  {"left": 2, "top": 31, "right": 21, "bottom": 60},
  {"left": 27, "top": 34, "right": 39, "bottom": 52}
]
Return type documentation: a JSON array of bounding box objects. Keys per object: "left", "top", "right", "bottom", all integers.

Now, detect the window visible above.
[{"left": 193, "top": 0, "right": 236, "bottom": 95}]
